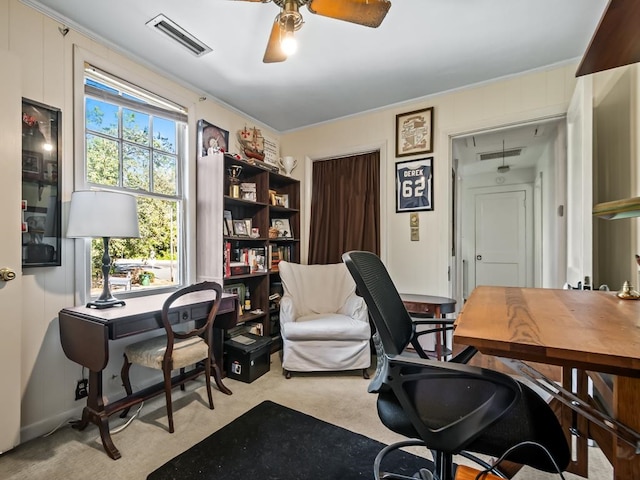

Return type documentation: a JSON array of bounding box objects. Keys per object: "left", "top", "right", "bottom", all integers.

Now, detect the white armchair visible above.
[{"left": 278, "top": 261, "right": 371, "bottom": 378}]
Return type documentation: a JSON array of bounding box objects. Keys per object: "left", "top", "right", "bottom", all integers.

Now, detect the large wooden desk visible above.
[
  {"left": 454, "top": 286, "right": 640, "bottom": 480},
  {"left": 58, "top": 291, "right": 238, "bottom": 460}
]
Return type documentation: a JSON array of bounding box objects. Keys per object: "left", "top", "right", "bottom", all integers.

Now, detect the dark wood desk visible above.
[
  {"left": 58, "top": 291, "right": 238, "bottom": 460},
  {"left": 454, "top": 286, "right": 640, "bottom": 480},
  {"left": 400, "top": 293, "right": 456, "bottom": 318},
  {"left": 401, "top": 293, "right": 456, "bottom": 360}
]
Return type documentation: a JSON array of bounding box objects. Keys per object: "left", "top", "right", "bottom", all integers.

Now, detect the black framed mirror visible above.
[{"left": 21, "top": 98, "right": 61, "bottom": 267}]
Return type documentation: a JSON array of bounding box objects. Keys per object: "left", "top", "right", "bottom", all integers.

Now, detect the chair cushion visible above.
[
  {"left": 124, "top": 335, "right": 208, "bottom": 370},
  {"left": 282, "top": 314, "right": 371, "bottom": 341}
]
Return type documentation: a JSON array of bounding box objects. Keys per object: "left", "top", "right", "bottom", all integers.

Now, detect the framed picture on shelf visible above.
[
  {"left": 240, "top": 182, "right": 257, "bottom": 201},
  {"left": 233, "top": 219, "right": 249, "bottom": 236},
  {"left": 274, "top": 193, "right": 289, "bottom": 207},
  {"left": 244, "top": 218, "right": 252, "bottom": 234},
  {"left": 43, "top": 160, "right": 58, "bottom": 183},
  {"left": 22, "top": 151, "right": 42, "bottom": 180},
  {"left": 396, "top": 107, "right": 434, "bottom": 157},
  {"left": 396, "top": 157, "right": 434, "bottom": 212},
  {"left": 271, "top": 218, "right": 292, "bottom": 238}
]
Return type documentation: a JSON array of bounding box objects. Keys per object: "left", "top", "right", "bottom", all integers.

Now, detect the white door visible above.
[
  {"left": 475, "top": 190, "right": 527, "bottom": 287},
  {"left": 566, "top": 76, "right": 593, "bottom": 287},
  {"left": 0, "top": 51, "right": 23, "bottom": 453}
]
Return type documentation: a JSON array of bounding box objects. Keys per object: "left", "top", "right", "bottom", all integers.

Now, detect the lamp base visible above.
[{"left": 86, "top": 297, "right": 126, "bottom": 309}]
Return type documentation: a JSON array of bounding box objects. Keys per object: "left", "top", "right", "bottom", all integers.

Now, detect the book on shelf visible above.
[{"left": 224, "top": 241, "right": 231, "bottom": 277}]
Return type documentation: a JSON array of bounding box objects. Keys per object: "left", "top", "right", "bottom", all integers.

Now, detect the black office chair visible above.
[{"left": 342, "top": 251, "right": 570, "bottom": 480}]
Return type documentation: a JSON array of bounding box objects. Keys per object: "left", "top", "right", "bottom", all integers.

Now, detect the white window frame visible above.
[{"left": 72, "top": 49, "right": 191, "bottom": 305}]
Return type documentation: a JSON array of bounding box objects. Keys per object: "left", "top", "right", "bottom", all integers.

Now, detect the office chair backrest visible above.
[{"left": 342, "top": 250, "right": 414, "bottom": 355}]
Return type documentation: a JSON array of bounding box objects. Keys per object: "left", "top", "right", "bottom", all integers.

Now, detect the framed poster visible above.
[
  {"left": 197, "top": 119, "right": 229, "bottom": 157},
  {"left": 396, "top": 107, "right": 434, "bottom": 157},
  {"left": 396, "top": 157, "right": 433, "bottom": 212}
]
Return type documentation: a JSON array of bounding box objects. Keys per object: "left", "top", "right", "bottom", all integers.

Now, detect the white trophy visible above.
[{"left": 278, "top": 156, "right": 298, "bottom": 176}]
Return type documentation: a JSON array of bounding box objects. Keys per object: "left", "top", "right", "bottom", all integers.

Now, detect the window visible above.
[{"left": 81, "top": 64, "right": 188, "bottom": 297}]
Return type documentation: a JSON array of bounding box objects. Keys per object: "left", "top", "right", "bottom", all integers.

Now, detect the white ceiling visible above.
[{"left": 23, "top": 0, "right": 608, "bottom": 133}]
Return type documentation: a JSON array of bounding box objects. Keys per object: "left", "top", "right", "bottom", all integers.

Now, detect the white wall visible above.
[
  {"left": 282, "top": 65, "right": 578, "bottom": 297},
  {"left": 1, "top": 0, "right": 592, "bottom": 446},
  {"left": 1, "top": 0, "right": 280, "bottom": 442}
]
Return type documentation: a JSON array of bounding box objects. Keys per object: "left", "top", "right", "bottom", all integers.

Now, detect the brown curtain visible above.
[{"left": 308, "top": 151, "right": 380, "bottom": 264}]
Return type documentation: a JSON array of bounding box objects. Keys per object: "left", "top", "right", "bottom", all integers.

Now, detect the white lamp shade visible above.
[{"left": 66, "top": 190, "right": 140, "bottom": 238}]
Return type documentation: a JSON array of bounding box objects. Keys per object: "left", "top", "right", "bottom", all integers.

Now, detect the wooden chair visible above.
[{"left": 120, "top": 281, "right": 223, "bottom": 433}]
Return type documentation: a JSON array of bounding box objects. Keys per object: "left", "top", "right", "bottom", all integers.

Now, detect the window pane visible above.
[
  {"left": 123, "top": 144, "right": 150, "bottom": 191},
  {"left": 153, "top": 153, "right": 177, "bottom": 195},
  {"left": 86, "top": 98, "right": 119, "bottom": 137},
  {"left": 123, "top": 108, "right": 150, "bottom": 146},
  {"left": 90, "top": 197, "right": 180, "bottom": 296},
  {"left": 153, "top": 117, "right": 176, "bottom": 154},
  {"left": 86, "top": 133, "right": 119, "bottom": 186}
]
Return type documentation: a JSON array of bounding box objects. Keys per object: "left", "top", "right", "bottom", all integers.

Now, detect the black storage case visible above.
[{"left": 224, "top": 333, "right": 272, "bottom": 383}]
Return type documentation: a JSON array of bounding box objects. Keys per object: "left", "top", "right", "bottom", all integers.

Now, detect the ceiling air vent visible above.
[
  {"left": 478, "top": 148, "right": 523, "bottom": 162},
  {"left": 146, "top": 14, "right": 211, "bottom": 57}
]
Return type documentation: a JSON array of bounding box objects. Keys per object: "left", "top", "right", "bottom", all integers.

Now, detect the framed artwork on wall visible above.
[
  {"left": 395, "top": 157, "right": 433, "bottom": 212},
  {"left": 197, "top": 119, "right": 229, "bottom": 157},
  {"left": 395, "top": 107, "right": 434, "bottom": 157}
]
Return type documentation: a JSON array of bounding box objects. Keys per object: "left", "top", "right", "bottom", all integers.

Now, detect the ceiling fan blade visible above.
[
  {"left": 263, "top": 20, "right": 287, "bottom": 63},
  {"left": 308, "top": 0, "right": 391, "bottom": 28}
]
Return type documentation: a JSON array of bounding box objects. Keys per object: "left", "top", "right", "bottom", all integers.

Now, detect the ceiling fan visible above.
[{"left": 237, "top": 0, "right": 392, "bottom": 63}]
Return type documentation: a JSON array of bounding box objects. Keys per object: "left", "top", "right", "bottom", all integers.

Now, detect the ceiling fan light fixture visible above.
[{"left": 281, "top": 16, "right": 298, "bottom": 56}]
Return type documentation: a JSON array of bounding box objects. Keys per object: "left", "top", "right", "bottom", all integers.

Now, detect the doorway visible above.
[{"left": 452, "top": 117, "right": 567, "bottom": 302}]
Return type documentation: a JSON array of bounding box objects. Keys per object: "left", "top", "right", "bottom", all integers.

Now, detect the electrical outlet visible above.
[{"left": 75, "top": 379, "right": 88, "bottom": 400}]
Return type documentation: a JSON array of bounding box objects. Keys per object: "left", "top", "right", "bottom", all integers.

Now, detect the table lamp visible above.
[{"left": 67, "top": 190, "right": 140, "bottom": 309}]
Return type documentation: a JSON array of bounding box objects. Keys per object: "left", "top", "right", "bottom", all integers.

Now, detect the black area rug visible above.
[{"left": 147, "top": 400, "right": 432, "bottom": 479}]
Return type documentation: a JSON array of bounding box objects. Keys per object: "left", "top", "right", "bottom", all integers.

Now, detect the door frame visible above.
[{"left": 450, "top": 115, "right": 568, "bottom": 305}]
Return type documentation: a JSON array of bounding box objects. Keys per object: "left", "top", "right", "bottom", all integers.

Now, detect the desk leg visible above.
[
  {"left": 562, "top": 367, "right": 588, "bottom": 477},
  {"left": 612, "top": 376, "right": 640, "bottom": 479},
  {"left": 71, "top": 370, "right": 121, "bottom": 460},
  {"left": 213, "top": 328, "right": 232, "bottom": 395}
]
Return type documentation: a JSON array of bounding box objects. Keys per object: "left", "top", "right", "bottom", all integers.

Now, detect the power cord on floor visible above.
[
  {"left": 42, "top": 417, "right": 80, "bottom": 438},
  {"left": 111, "top": 401, "right": 144, "bottom": 434},
  {"left": 473, "top": 441, "right": 566, "bottom": 480}
]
